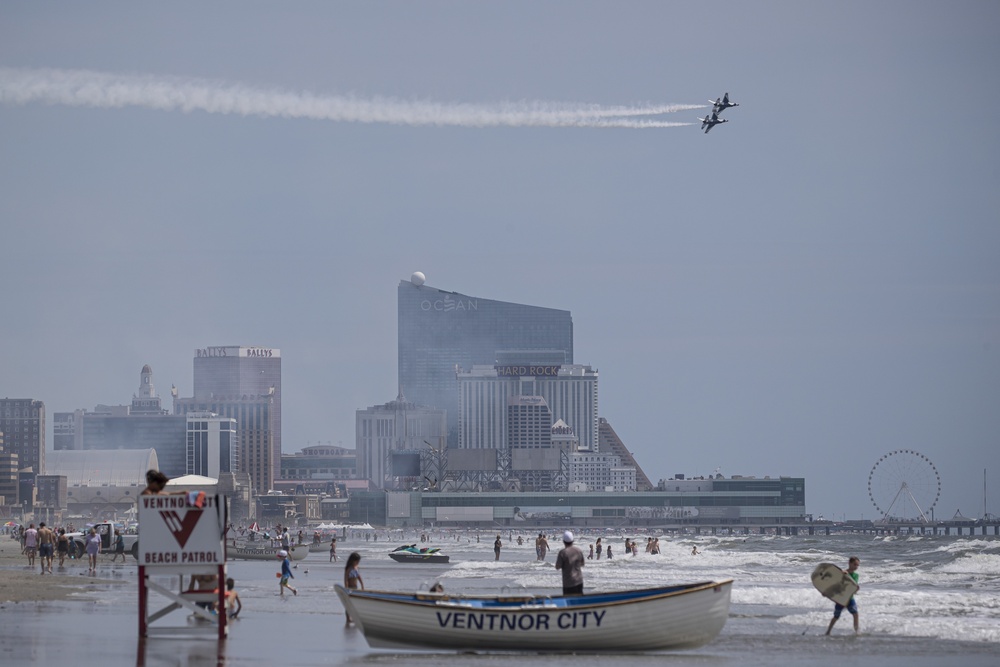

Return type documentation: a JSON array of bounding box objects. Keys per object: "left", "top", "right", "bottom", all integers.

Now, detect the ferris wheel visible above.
[{"left": 868, "top": 449, "right": 941, "bottom": 522}]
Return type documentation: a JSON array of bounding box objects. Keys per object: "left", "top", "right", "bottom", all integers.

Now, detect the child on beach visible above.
[
  {"left": 277, "top": 550, "right": 297, "bottom": 597},
  {"left": 329, "top": 537, "right": 338, "bottom": 562},
  {"left": 225, "top": 577, "right": 242, "bottom": 618},
  {"left": 343, "top": 552, "right": 364, "bottom": 624}
]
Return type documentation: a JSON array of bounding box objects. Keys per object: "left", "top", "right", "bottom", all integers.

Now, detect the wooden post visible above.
[{"left": 138, "top": 565, "right": 148, "bottom": 637}]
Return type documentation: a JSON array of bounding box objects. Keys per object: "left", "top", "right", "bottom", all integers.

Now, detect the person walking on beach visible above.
[
  {"left": 110, "top": 529, "right": 126, "bottom": 563},
  {"left": 277, "top": 550, "right": 297, "bottom": 597},
  {"left": 37, "top": 522, "right": 55, "bottom": 574},
  {"left": 85, "top": 527, "right": 101, "bottom": 574},
  {"left": 23, "top": 523, "right": 38, "bottom": 567},
  {"left": 343, "top": 552, "right": 364, "bottom": 625},
  {"left": 56, "top": 528, "right": 70, "bottom": 568},
  {"left": 555, "top": 531, "right": 585, "bottom": 596},
  {"left": 535, "top": 533, "right": 549, "bottom": 561},
  {"left": 329, "top": 537, "right": 338, "bottom": 562},
  {"left": 826, "top": 557, "right": 861, "bottom": 635},
  {"left": 494, "top": 534, "right": 502, "bottom": 561}
]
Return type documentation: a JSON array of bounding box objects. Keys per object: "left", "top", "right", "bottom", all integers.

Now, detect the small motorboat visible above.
[
  {"left": 387, "top": 544, "right": 450, "bottom": 564},
  {"left": 335, "top": 580, "right": 733, "bottom": 651}
]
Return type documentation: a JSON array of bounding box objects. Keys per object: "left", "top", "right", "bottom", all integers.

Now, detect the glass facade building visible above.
[
  {"left": 79, "top": 412, "right": 187, "bottom": 477},
  {"left": 185, "top": 413, "right": 237, "bottom": 479},
  {"left": 398, "top": 278, "right": 573, "bottom": 447}
]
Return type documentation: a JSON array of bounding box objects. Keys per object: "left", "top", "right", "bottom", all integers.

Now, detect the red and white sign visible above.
[{"left": 138, "top": 494, "right": 226, "bottom": 566}]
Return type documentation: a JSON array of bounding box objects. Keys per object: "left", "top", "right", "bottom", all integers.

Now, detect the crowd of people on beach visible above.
[{"left": 6, "top": 521, "right": 128, "bottom": 575}]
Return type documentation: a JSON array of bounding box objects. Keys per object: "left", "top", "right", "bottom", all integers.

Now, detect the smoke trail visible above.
[{"left": 0, "top": 67, "right": 701, "bottom": 129}]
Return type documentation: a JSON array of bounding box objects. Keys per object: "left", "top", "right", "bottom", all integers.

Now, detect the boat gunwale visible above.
[{"left": 339, "top": 579, "right": 733, "bottom": 612}]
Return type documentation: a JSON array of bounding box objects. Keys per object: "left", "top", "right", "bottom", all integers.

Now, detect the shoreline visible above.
[{"left": 0, "top": 540, "right": 127, "bottom": 603}]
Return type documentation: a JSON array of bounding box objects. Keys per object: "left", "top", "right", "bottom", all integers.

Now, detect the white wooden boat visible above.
[
  {"left": 335, "top": 580, "right": 733, "bottom": 652},
  {"left": 226, "top": 541, "right": 308, "bottom": 561},
  {"left": 308, "top": 540, "right": 333, "bottom": 553}
]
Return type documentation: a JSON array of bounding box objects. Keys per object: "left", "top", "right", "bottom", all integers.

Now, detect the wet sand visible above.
[{"left": 0, "top": 540, "right": 125, "bottom": 602}]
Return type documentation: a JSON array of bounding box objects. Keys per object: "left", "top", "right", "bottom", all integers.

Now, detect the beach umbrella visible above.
[{"left": 4, "top": 521, "right": 17, "bottom": 527}]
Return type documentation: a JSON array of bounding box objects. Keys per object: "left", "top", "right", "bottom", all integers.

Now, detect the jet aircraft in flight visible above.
[
  {"left": 711, "top": 92, "right": 739, "bottom": 115},
  {"left": 699, "top": 111, "right": 728, "bottom": 134}
]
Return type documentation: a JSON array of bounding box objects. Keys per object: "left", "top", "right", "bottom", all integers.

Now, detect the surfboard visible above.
[{"left": 811, "top": 562, "right": 858, "bottom": 606}]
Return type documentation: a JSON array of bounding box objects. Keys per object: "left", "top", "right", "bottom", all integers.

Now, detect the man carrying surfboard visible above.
[{"left": 825, "top": 556, "right": 860, "bottom": 635}]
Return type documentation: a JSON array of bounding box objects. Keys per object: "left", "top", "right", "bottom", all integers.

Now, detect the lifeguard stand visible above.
[{"left": 137, "top": 492, "right": 229, "bottom": 640}]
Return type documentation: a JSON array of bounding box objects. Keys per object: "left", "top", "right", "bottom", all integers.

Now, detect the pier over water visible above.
[{"left": 648, "top": 519, "right": 1000, "bottom": 537}]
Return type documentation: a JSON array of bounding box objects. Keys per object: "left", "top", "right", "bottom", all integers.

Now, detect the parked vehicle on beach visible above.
[{"left": 69, "top": 521, "right": 140, "bottom": 560}]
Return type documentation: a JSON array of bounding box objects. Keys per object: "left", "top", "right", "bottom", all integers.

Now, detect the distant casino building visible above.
[
  {"left": 174, "top": 345, "right": 280, "bottom": 494},
  {"left": 347, "top": 476, "right": 807, "bottom": 528},
  {"left": 398, "top": 274, "right": 573, "bottom": 447},
  {"left": 280, "top": 444, "right": 358, "bottom": 482},
  {"left": 569, "top": 452, "right": 624, "bottom": 492},
  {"left": 356, "top": 393, "right": 446, "bottom": 490},
  {"left": 0, "top": 398, "right": 46, "bottom": 478},
  {"left": 456, "top": 364, "right": 599, "bottom": 452}
]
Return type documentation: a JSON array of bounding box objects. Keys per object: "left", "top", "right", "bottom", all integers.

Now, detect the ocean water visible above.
[{"left": 2, "top": 530, "right": 998, "bottom": 666}]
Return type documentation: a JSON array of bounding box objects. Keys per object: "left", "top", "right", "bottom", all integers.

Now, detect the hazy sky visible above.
[{"left": 2, "top": 2, "right": 998, "bottom": 521}]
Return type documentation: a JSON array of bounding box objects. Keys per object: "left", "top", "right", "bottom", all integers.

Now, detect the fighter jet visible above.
[
  {"left": 699, "top": 111, "right": 728, "bottom": 134},
  {"left": 711, "top": 92, "right": 740, "bottom": 115}
]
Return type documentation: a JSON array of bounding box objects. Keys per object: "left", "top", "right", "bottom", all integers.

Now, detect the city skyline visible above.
[{"left": 2, "top": 3, "right": 998, "bottom": 521}]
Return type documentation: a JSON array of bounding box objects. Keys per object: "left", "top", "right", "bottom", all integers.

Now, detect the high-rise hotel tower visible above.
[
  {"left": 398, "top": 273, "right": 573, "bottom": 447},
  {"left": 174, "top": 346, "right": 280, "bottom": 493}
]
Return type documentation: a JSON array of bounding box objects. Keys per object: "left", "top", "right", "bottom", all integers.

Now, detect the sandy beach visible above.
[{"left": 0, "top": 538, "right": 126, "bottom": 603}]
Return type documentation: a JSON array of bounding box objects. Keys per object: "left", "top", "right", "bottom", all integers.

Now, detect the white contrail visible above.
[{"left": 0, "top": 67, "right": 700, "bottom": 129}]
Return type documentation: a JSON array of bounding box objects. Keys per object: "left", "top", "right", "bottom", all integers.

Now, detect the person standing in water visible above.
[
  {"left": 826, "top": 557, "right": 861, "bottom": 635},
  {"left": 494, "top": 534, "right": 503, "bottom": 561},
  {"left": 554, "top": 531, "right": 585, "bottom": 596},
  {"left": 225, "top": 577, "right": 242, "bottom": 618},
  {"left": 343, "top": 552, "right": 364, "bottom": 625},
  {"left": 535, "top": 533, "right": 550, "bottom": 561}
]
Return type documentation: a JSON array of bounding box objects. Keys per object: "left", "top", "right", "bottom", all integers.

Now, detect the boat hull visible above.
[
  {"left": 388, "top": 552, "right": 450, "bottom": 564},
  {"left": 335, "top": 580, "right": 732, "bottom": 652},
  {"left": 227, "top": 543, "right": 308, "bottom": 561}
]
